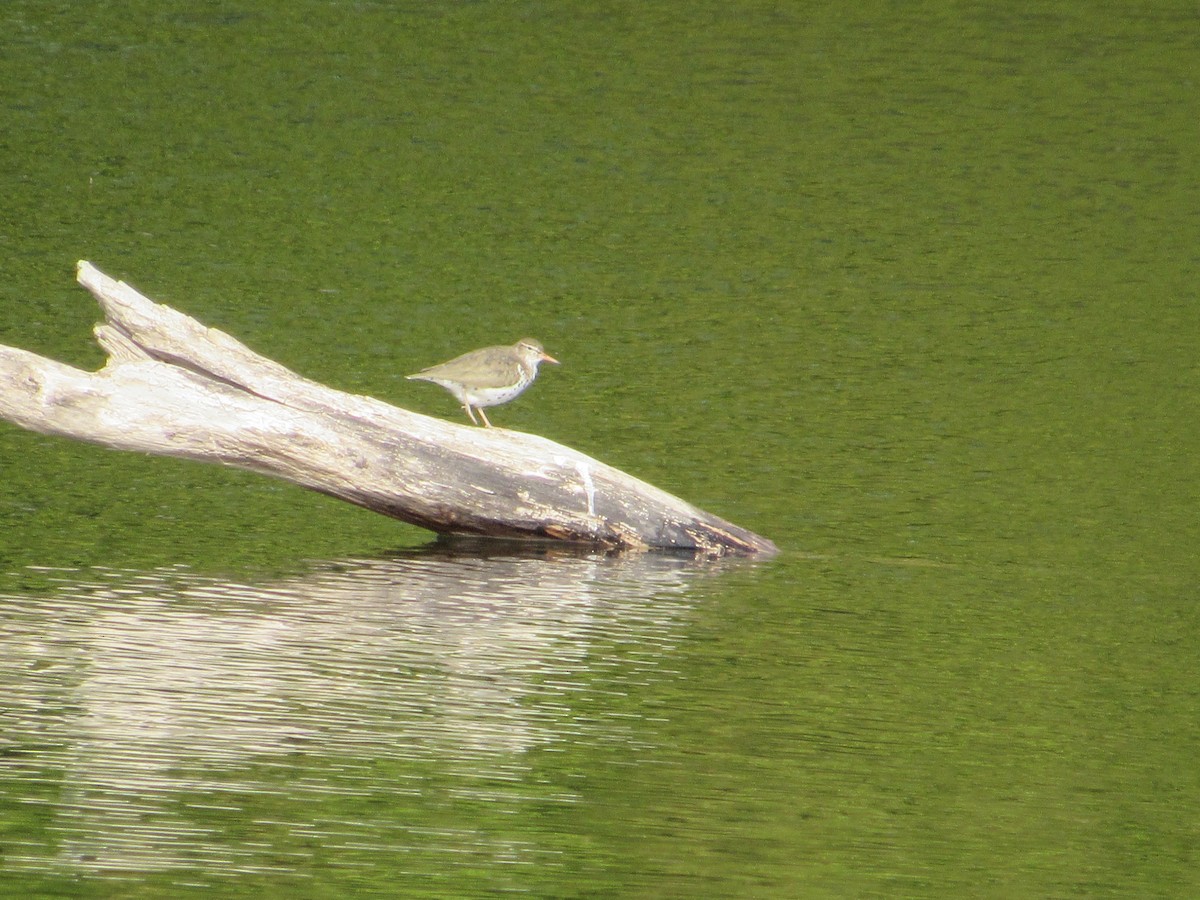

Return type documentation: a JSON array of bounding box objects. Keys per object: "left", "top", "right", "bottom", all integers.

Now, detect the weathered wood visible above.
[{"left": 0, "top": 262, "right": 776, "bottom": 556}]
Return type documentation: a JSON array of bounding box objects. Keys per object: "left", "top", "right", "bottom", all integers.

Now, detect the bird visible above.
[{"left": 406, "top": 337, "right": 559, "bottom": 427}]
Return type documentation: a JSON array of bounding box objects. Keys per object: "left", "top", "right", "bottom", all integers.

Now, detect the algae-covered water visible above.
[{"left": 1, "top": 2, "right": 1197, "bottom": 895}]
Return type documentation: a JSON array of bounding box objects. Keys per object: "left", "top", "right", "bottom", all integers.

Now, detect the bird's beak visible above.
[{"left": 541, "top": 351, "right": 560, "bottom": 365}]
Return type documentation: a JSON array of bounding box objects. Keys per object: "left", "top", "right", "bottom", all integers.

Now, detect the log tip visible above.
[
  {"left": 660, "top": 517, "right": 778, "bottom": 558},
  {"left": 713, "top": 529, "right": 779, "bottom": 558},
  {"left": 76, "top": 260, "right": 109, "bottom": 293}
]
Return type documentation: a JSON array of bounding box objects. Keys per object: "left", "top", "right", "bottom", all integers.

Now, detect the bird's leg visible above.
[
  {"left": 477, "top": 408, "right": 493, "bottom": 428},
  {"left": 463, "top": 405, "right": 479, "bottom": 426}
]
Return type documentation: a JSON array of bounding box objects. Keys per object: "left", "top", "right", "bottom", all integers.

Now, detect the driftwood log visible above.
[{"left": 0, "top": 262, "right": 776, "bottom": 556}]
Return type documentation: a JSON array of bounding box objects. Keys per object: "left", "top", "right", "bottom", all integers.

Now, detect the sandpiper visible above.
[{"left": 407, "top": 338, "right": 559, "bottom": 427}]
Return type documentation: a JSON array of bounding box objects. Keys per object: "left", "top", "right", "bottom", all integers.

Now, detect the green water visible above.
[{"left": 2, "top": 1, "right": 1198, "bottom": 895}]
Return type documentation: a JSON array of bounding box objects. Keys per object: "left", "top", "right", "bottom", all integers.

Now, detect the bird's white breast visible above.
[{"left": 463, "top": 380, "right": 531, "bottom": 408}]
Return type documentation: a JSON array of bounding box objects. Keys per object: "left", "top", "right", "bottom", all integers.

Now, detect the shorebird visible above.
[{"left": 407, "top": 338, "right": 559, "bottom": 427}]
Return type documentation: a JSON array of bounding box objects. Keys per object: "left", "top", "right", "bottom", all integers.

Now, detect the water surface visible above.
[{"left": 1, "top": 1, "right": 1198, "bottom": 895}]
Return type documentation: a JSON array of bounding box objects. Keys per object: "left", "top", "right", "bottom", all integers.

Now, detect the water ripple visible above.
[{"left": 0, "top": 548, "right": 745, "bottom": 879}]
